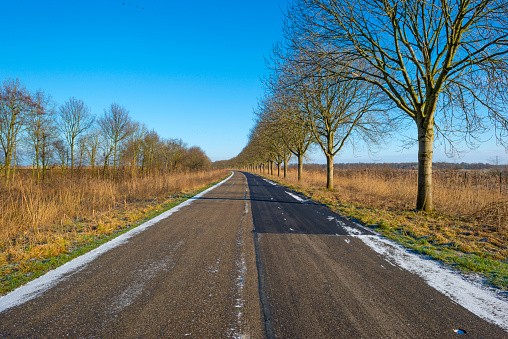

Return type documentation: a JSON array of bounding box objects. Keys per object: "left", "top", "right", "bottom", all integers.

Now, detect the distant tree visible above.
[
  {"left": 140, "top": 129, "right": 160, "bottom": 173},
  {"left": 59, "top": 97, "right": 94, "bottom": 170},
  {"left": 184, "top": 146, "right": 211, "bottom": 170},
  {"left": 299, "top": 68, "right": 386, "bottom": 189},
  {"left": 0, "top": 78, "right": 33, "bottom": 180},
  {"left": 26, "top": 90, "right": 55, "bottom": 181},
  {"left": 122, "top": 121, "right": 147, "bottom": 175},
  {"left": 165, "top": 138, "right": 187, "bottom": 172},
  {"left": 98, "top": 103, "right": 133, "bottom": 171},
  {"left": 81, "top": 127, "right": 103, "bottom": 171},
  {"left": 53, "top": 139, "right": 68, "bottom": 170}
]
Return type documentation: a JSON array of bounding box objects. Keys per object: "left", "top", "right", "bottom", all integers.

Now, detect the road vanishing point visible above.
[{"left": 0, "top": 171, "right": 507, "bottom": 338}]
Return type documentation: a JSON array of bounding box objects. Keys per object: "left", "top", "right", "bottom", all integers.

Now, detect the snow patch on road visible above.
[
  {"left": 353, "top": 234, "right": 508, "bottom": 331},
  {"left": 343, "top": 225, "right": 363, "bottom": 236},
  {"left": 229, "top": 226, "right": 248, "bottom": 338},
  {"left": 285, "top": 191, "right": 304, "bottom": 202},
  {"left": 328, "top": 215, "right": 370, "bottom": 236},
  {"left": 110, "top": 246, "right": 181, "bottom": 313},
  {"left": 263, "top": 178, "right": 277, "bottom": 186},
  {"left": 0, "top": 172, "right": 234, "bottom": 314}
]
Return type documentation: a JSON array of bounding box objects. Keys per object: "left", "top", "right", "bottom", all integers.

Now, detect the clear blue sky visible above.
[
  {"left": 1, "top": 0, "right": 507, "bottom": 164},
  {"left": 1, "top": 0, "right": 287, "bottom": 161}
]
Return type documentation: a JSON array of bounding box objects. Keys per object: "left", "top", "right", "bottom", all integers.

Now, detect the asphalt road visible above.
[
  {"left": 0, "top": 171, "right": 506, "bottom": 338},
  {"left": 0, "top": 172, "right": 264, "bottom": 338},
  {"left": 244, "top": 172, "right": 507, "bottom": 339}
]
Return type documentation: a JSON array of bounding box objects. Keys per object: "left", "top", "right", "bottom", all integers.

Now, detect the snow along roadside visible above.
[
  {"left": 0, "top": 172, "right": 234, "bottom": 314},
  {"left": 351, "top": 233, "right": 508, "bottom": 332}
]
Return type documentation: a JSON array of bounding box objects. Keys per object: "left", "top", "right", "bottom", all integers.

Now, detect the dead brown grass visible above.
[
  {"left": 262, "top": 167, "right": 508, "bottom": 231},
  {"left": 0, "top": 169, "right": 228, "bottom": 266},
  {"left": 257, "top": 167, "right": 508, "bottom": 265}
]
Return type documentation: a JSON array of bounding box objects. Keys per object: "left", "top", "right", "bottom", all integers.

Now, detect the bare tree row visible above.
[
  {"left": 0, "top": 78, "right": 210, "bottom": 181},
  {"left": 226, "top": 0, "right": 508, "bottom": 212}
]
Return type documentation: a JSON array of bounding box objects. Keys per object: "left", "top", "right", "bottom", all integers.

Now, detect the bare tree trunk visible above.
[
  {"left": 283, "top": 158, "right": 288, "bottom": 178},
  {"left": 277, "top": 163, "right": 281, "bottom": 177},
  {"left": 326, "top": 154, "right": 334, "bottom": 189},
  {"left": 297, "top": 154, "right": 303, "bottom": 182},
  {"left": 417, "top": 123, "right": 434, "bottom": 211},
  {"left": 4, "top": 153, "right": 11, "bottom": 180},
  {"left": 270, "top": 161, "right": 273, "bottom": 175},
  {"left": 71, "top": 145, "right": 74, "bottom": 170}
]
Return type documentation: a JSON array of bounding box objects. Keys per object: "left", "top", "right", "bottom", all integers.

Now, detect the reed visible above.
[
  {"left": 262, "top": 166, "right": 508, "bottom": 234},
  {"left": 0, "top": 169, "right": 228, "bottom": 265}
]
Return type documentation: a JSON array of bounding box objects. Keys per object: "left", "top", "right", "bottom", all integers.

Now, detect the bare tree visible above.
[
  {"left": 164, "top": 138, "right": 187, "bottom": 172},
  {"left": 98, "top": 103, "right": 133, "bottom": 171},
  {"left": 26, "top": 90, "right": 55, "bottom": 181},
  {"left": 59, "top": 97, "right": 94, "bottom": 169},
  {"left": 264, "top": 71, "right": 315, "bottom": 181},
  {"left": 298, "top": 68, "right": 386, "bottom": 189},
  {"left": 122, "top": 121, "right": 147, "bottom": 176},
  {"left": 81, "top": 127, "right": 103, "bottom": 172},
  {"left": 288, "top": 0, "right": 508, "bottom": 210},
  {"left": 184, "top": 146, "right": 211, "bottom": 170},
  {"left": 0, "top": 79, "right": 33, "bottom": 180},
  {"left": 254, "top": 105, "right": 293, "bottom": 177},
  {"left": 53, "top": 139, "right": 69, "bottom": 170}
]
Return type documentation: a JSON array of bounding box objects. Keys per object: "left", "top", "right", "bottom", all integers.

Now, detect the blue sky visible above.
[
  {"left": 1, "top": 0, "right": 287, "bottom": 161},
  {"left": 1, "top": 0, "right": 507, "bottom": 164}
]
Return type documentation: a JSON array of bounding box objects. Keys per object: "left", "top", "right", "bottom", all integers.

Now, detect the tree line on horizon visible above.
[
  {"left": 221, "top": 0, "right": 508, "bottom": 212},
  {"left": 0, "top": 78, "right": 210, "bottom": 181}
]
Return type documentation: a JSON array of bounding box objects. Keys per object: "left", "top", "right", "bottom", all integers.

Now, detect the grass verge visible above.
[{"left": 0, "top": 173, "right": 230, "bottom": 295}]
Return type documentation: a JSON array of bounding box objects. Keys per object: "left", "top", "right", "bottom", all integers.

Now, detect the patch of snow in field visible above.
[
  {"left": 285, "top": 191, "right": 304, "bottom": 202},
  {"left": 354, "top": 234, "right": 508, "bottom": 331},
  {"left": 0, "top": 172, "right": 234, "bottom": 314},
  {"left": 344, "top": 238, "right": 350, "bottom": 244},
  {"left": 327, "top": 216, "right": 335, "bottom": 222}
]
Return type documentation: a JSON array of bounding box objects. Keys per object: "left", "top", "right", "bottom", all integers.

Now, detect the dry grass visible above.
[
  {"left": 262, "top": 166, "right": 508, "bottom": 231},
  {"left": 0, "top": 169, "right": 228, "bottom": 268},
  {"left": 257, "top": 167, "right": 508, "bottom": 272}
]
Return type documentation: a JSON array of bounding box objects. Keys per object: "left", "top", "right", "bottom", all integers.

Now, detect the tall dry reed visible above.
[
  {"left": 0, "top": 169, "right": 228, "bottom": 262},
  {"left": 261, "top": 166, "right": 508, "bottom": 233}
]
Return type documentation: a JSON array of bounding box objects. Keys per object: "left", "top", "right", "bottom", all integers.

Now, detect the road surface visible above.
[{"left": 0, "top": 171, "right": 506, "bottom": 338}]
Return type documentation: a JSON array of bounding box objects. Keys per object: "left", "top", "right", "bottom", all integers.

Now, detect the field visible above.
[
  {"left": 256, "top": 166, "right": 508, "bottom": 290},
  {"left": 0, "top": 168, "right": 229, "bottom": 294}
]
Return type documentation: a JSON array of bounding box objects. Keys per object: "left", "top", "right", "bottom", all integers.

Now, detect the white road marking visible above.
[{"left": 0, "top": 172, "right": 234, "bottom": 314}]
